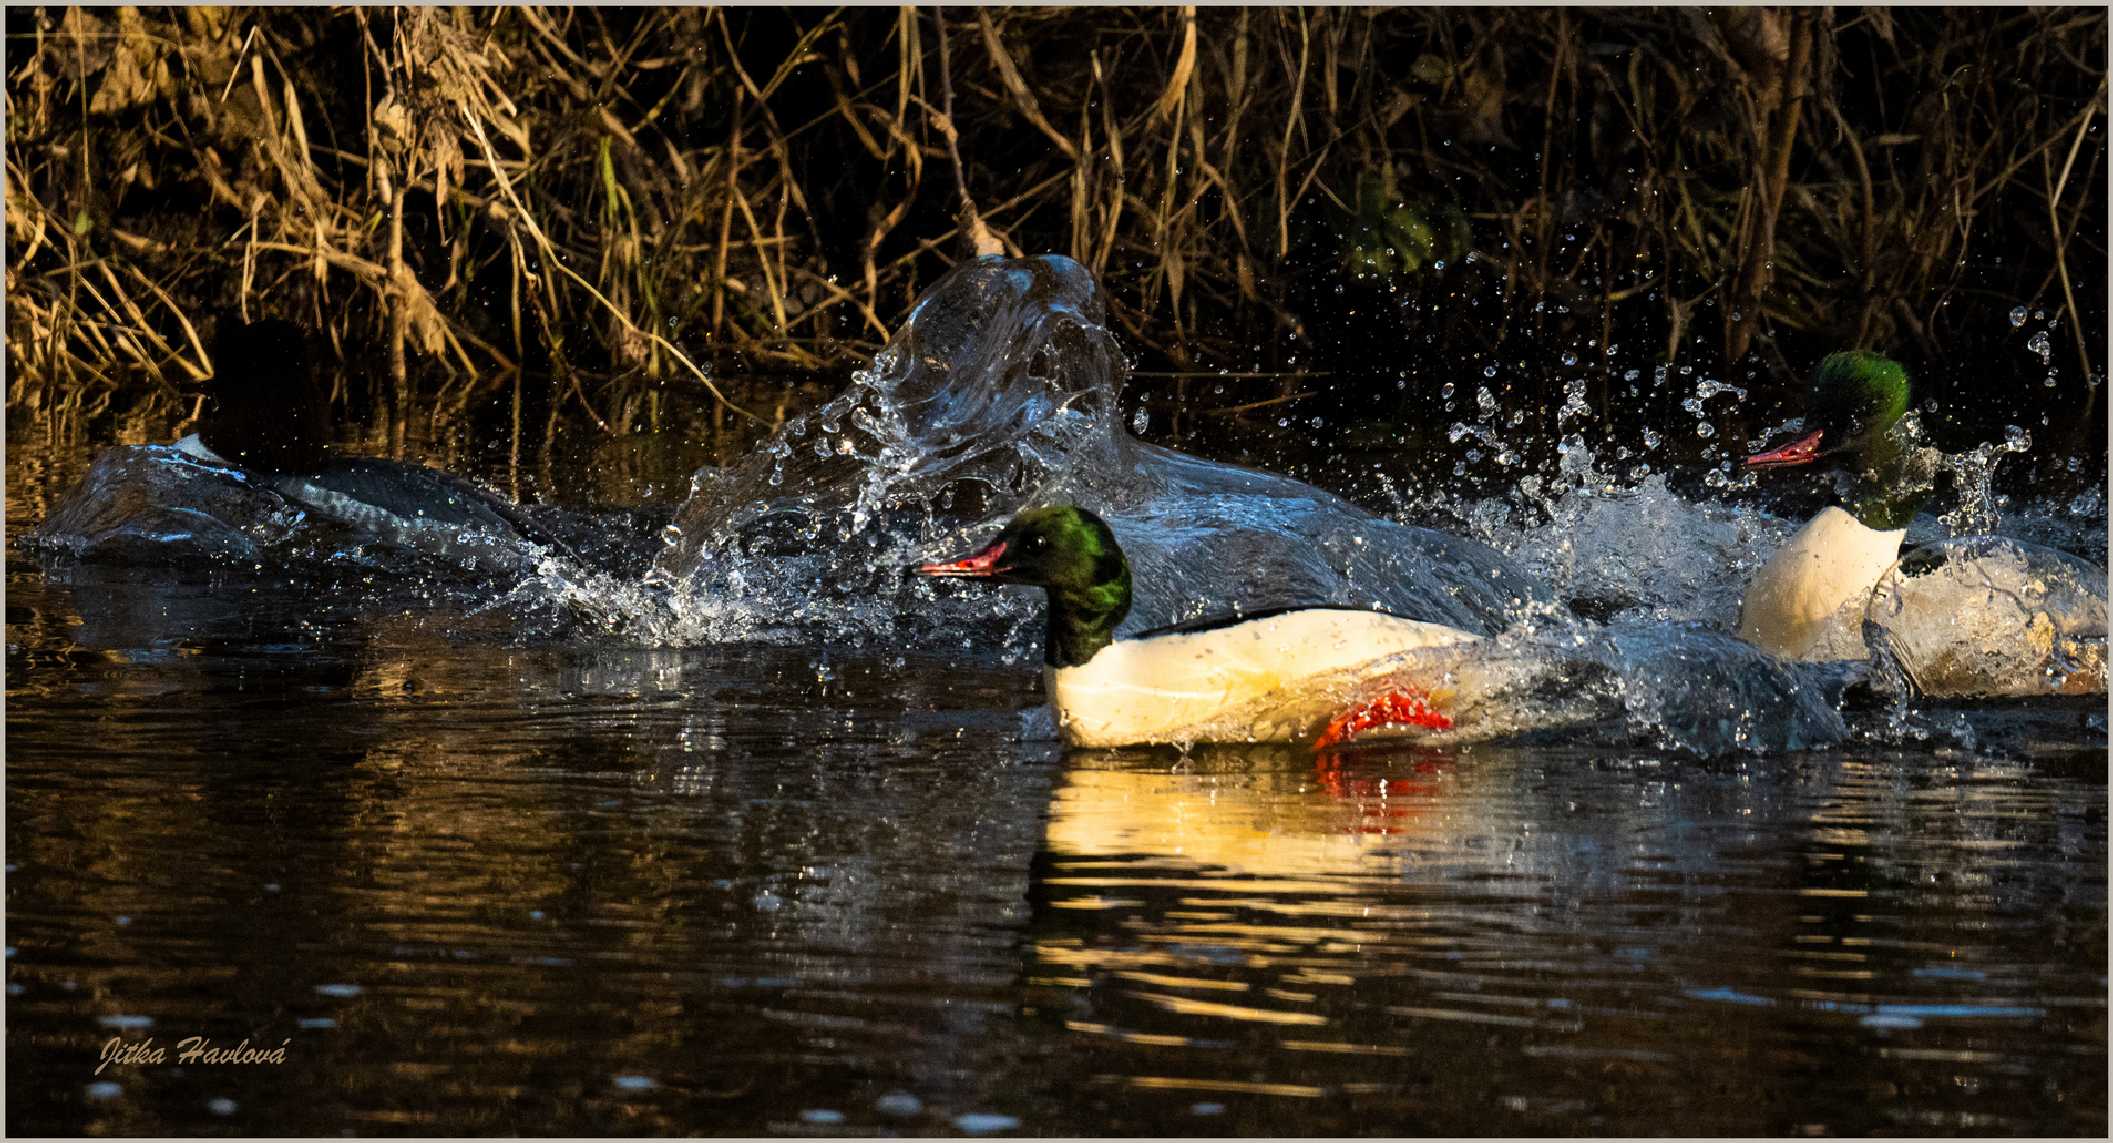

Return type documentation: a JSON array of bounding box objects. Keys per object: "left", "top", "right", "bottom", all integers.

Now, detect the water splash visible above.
[
  {"left": 1936, "top": 425, "right": 2032, "bottom": 538},
  {"left": 1865, "top": 537, "right": 2107, "bottom": 698},
  {"left": 645, "top": 255, "right": 1554, "bottom": 645},
  {"left": 31, "top": 445, "right": 565, "bottom": 581},
  {"left": 1302, "top": 621, "right": 1855, "bottom": 755},
  {"left": 32, "top": 445, "right": 307, "bottom": 566},
  {"left": 23, "top": 257, "right": 2105, "bottom": 754}
]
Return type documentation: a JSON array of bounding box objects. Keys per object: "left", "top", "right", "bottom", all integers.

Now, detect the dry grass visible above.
[{"left": 4, "top": 7, "right": 2104, "bottom": 462}]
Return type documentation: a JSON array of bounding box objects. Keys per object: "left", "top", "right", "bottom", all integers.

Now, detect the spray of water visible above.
[{"left": 29, "top": 255, "right": 2106, "bottom": 749}]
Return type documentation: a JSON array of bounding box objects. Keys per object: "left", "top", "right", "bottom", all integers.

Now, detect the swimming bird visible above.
[
  {"left": 915, "top": 505, "right": 1467, "bottom": 747},
  {"left": 177, "top": 318, "right": 574, "bottom": 568},
  {"left": 1738, "top": 351, "right": 2104, "bottom": 695}
]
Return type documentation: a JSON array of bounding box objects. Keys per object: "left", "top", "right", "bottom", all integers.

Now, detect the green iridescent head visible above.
[
  {"left": 915, "top": 504, "right": 1132, "bottom": 667},
  {"left": 1747, "top": 351, "right": 1911, "bottom": 472},
  {"left": 1747, "top": 351, "right": 1929, "bottom": 529},
  {"left": 1808, "top": 351, "right": 1910, "bottom": 460}
]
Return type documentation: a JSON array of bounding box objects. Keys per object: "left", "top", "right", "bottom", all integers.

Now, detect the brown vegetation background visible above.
[{"left": 5, "top": 6, "right": 2106, "bottom": 478}]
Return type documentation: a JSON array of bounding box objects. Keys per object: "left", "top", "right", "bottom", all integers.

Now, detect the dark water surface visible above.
[{"left": 7, "top": 433, "right": 2107, "bottom": 1137}]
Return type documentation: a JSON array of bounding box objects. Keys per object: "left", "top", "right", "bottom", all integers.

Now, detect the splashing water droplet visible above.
[
  {"left": 2027, "top": 331, "right": 2052, "bottom": 362},
  {"left": 2010, "top": 305, "right": 2030, "bottom": 327},
  {"left": 1440, "top": 382, "right": 1456, "bottom": 400},
  {"left": 1131, "top": 408, "right": 1149, "bottom": 434}
]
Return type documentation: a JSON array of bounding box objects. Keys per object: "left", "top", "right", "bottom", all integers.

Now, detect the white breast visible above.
[
  {"left": 1046, "top": 608, "right": 1477, "bottom": 747},
  {"left": 1737, "top": 506, "right": 1906, "bottom": 660}
]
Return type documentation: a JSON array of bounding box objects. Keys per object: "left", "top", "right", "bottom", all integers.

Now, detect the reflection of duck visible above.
[
  {"left": 1045, "top": 747, "right": 1457, "bottom": 881},
  {"left": 179, "top": 318, "right": 572, "bottom": 563},
  {"left": 1740, "top": 352, "right": 2104, "bottom": 695},
  {"left": 917, "top": 505, "right": 1466, "bottom": 747}
]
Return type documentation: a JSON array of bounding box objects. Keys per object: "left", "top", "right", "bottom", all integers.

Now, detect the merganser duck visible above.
[
  {"left": 1739, "top": 351, "right": 2105, "bottom": 695},
  {"left": 915, "top": 505, "right": 1470, "bottom": 747},
  {"left": 177, "top": 318, "right": 574, "bottom": 567}
]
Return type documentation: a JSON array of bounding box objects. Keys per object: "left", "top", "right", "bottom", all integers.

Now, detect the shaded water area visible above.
[{"left": 8, "top": 258, "right": 2109, "bottom": 1135}]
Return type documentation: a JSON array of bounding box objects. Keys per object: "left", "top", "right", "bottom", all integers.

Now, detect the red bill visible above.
[
  {"left": 914, "top": 540, "right": 1010, "bottom": 577},
  {"left": 1745, "top": 429, "right": 1824, "bottom": 469}
]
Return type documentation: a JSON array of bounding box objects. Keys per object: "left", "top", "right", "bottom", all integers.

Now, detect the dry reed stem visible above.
[{"left": 3, "top": 6, "right": 2102, "bottom": 451}]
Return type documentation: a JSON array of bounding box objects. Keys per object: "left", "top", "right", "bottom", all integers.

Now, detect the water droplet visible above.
[
  {"left": 1696, "top": 423, "right": 1716, "bottom": 438},
  {"left": 1482, "top": 364, "right": 1498, "bottom": 378},
  {"left": 1440, "top": 382, "right": 1456, "bottom": 400},
  {"left": 207, "top": 1098, "right": 238, "bottom": 1116},
  {"left": 800, "top": 1109, "right": 846, "bottom": 1125},
  {"left": 315, "top": 983, "right": 363, "bottom": 998},
  {"left": 876, "top": 1092, "right": 923, "bottom": 1117},
  {"left": 2010, "top": 305, "right": 2030, "bottom": 327},
  {"left": 1560, "top": 351, "right": 1579, "bottom": 367},
  {"left": 613, "top": 1074, "right": 658, "bottom": 1092},
  {"left": 2026, "top": 331, "right": 2052, "bottom": 361},
  {"left": 953, "top": 1113, "right": 1022, "bottom": 1135}
]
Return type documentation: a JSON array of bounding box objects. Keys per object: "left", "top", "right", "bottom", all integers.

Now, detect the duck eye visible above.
[{"left": 1030, "top": 535, "right": 1048, "bottom": 550}]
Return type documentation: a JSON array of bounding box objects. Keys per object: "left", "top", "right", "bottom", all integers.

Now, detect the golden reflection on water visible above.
[
  {"left": 1030, "top": 744, "right": 1522, "bottom": 1054},
  {"left": 1044, "top": 745, "right": 1470, "bottom": 886},
  {"left": 1022, "top": 737, "right": 2104, "bottom": 1133}
]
